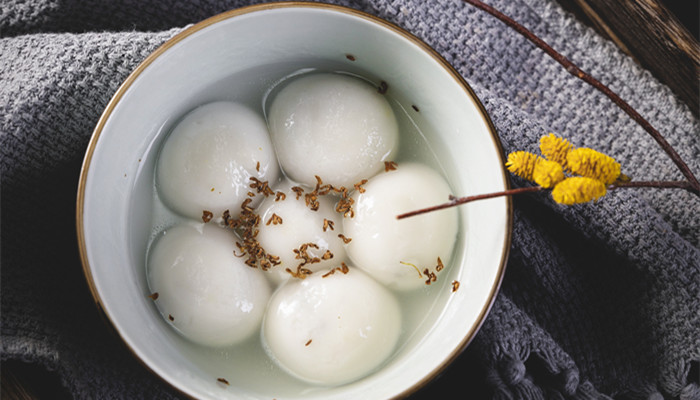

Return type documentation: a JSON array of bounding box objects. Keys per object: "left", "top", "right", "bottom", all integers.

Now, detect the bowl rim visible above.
[{"left": 75, "top": 2, "right": 513, "bottom": 398}]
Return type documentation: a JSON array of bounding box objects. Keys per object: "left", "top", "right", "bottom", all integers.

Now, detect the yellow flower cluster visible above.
[
  {"left": 506, "top": 133, "right": 623, "bottom": 204},
  {"left": 551, "top": 177, "right": 607, "bottom": 205},
  {"left": 539, "top": 133, "right": 572, "bottom": 168}
]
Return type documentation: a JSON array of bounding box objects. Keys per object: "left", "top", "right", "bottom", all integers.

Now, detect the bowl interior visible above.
[{"left": 78, "top": 3, "right": 511, "bottom": 399}]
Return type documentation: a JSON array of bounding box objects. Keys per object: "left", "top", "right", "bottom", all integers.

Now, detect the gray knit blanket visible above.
[{"left": 2, "top": 0, "right": 699, "bottom": 398}]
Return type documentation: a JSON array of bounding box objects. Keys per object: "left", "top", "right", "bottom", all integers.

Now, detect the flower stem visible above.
[
  {"left": 396, "top": 181, "right": 694, "bottom": 219},
  {"left": 610, "top": 180, "right": 693, "bottom": 190},
  {"left": 460, "top": 0, "right": 700, "bottom": 195},
  {"left": 396, "top": 186, "right": 544, "bottom": 219}
]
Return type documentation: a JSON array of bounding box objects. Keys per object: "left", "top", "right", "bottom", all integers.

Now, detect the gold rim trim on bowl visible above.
[{"left": 75, "top": 2, "right": 512, "bottom": 398}]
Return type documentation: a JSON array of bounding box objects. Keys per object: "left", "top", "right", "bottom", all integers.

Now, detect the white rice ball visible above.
[
  {"left": 156, "top": 101, "right": 279, "bottom": 220},
  {"left": 255, "top": 178, "right": 348, "bottom": 286},
  {"left": 267, "top": 73, "right": 398, "bottom": 188},
  {"left": 147, "top": 223, "right": 271, "bottom": 347},
  {"left": 343, "top": 163, "right": 458, "bottom": 290},
  {"left": 262, "top": 267, "right": 401, "bottom": 385}
]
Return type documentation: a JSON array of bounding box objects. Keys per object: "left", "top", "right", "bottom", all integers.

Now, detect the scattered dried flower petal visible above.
[
  {"left": 266, "top": 213, "right": 283, "bottom": 226},
  {"left": 291, "top": 186, "right": 304, "bottom": 200},
  {"left": 217, "top": 378, "right": 230, "bottom": 385},
  {"left": 354, "top": 179, "right": 368, "bottom": 193},
  {"left": 436, "top": 257, "right": 444, "bottom": 272},
  {"left": 423, "top": 268, "right": 437, "bottom": 285},
  {"left": 249, "top": 177, "right": 275, "bottom": 197},
  {"left": 338, "top": 234, "right": 352, "bottom": 244},
  {"left": 322, "top": 262, "right": 350, "bottom": 278}
]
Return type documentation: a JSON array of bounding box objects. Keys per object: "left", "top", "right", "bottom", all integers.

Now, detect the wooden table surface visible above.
[{"left": 559, "top": 0, "right": 699, "bottom": 116}]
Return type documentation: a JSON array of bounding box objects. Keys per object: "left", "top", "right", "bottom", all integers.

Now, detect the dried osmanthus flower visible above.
[
  {"left": 266, "top": 213, "right": 283, "bottom": 226},
  {"left": 322, "top": 262, "right": 350, "bottom": 278},
  {"left": 229, "top": 173, "right": 365, "bottom": 280},
  {"left": 384, "top": 161, "right": 398, "bottom": 172},
  {"left": 291, "top": 186, "right": 304, "bottom": 200},
  {"left": 297, "top": 175, "right": 331, "bottom": 212},
  {"left": 338, "top": 234, "right": 352, "bottom": 244},
  {"left": 226, "top": 195, "right": 281, "bottom": 271},
  {"left": 354, "top": 179, "right": 368, "bottom": 193},
  {"left": 399, "top": 257, "right": 445, "bottom": 284},
  {"left": 249, "top": 177, "right": 275, "bottom": 197},
  {"left": 423, "top": 257, "right": 447, "bottom": 285},
  {"left": 423, "top": 268, "right": 437, "bottom": 285},
  {"left": 334, "top": 185, "right": 356, "bottom": 218},
  {"left": 436, "top": 257, "right": 445, "bottom": 272},
  {"left": 286, "top": 242, "right": 320, "bottom": 279}
]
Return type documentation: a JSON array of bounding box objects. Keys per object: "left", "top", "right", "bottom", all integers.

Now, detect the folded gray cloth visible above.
[{"left": 2, "top": 0, "right": 698, "bottom": 398}]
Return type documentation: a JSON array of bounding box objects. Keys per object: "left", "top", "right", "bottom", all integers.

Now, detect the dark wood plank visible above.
[{"left": 558, "top": 0, "right": 700, "bottom": 116}]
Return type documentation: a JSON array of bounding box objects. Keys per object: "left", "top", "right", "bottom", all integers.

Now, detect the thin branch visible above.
[
  {"left": 461, "top": 0, "right": 700, "bottom": 194},
  {"left": 610, "top": 180, "right": 693, "bottom": 190},
  {"left": 396, "top": 186, "right": 544, "bottom": 219},
  {"left": 397, "top": 180, "right": 693, "bottom": 219}
]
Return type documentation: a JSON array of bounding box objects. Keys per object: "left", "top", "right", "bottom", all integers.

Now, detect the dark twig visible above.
[
  {"left": 396, "top": 180, "right": 693, "bottom": 219},
  {"left": 610, "top": 180, "right": 693, "bottom": 190},
  {"left": 396, "top": 186, "right": 544, "bottom": 219},
  {"left": 461, "top": 0, "right": 700, "bottom": 194}
]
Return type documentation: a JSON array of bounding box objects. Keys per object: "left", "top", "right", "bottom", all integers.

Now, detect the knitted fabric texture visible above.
[{"left": 2, "top": 0, "right": 699, "bottom": 399}]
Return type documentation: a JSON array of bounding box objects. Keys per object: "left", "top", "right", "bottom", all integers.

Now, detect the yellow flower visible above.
[
  {"left": 566, "top": 148, "right": 621, "bottom": 184},
  {"left": 506, "top": 151, "right": 540, "bottom": 181},
  {"left": 533, "top": 159, "right": 565, "bottom": 188},
  {"left": 539, "top": 133, "right": 573, "bottom": 168},
  {"left": 551, "top": 177, "right": 607, "bottom": 205}
]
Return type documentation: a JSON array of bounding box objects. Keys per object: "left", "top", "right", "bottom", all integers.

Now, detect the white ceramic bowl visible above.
[{"left": 77, "top": 3, "right": 512, "bottom": 399}]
